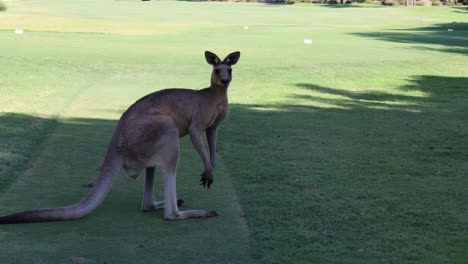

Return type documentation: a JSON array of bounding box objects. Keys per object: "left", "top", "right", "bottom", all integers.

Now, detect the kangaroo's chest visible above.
[{"left": 207, "top": 103, "right": 228, "bottom": 128}]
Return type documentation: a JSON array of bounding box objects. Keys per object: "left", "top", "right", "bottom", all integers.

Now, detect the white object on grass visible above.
[
  {"left": 15, "top": 29, "right": 24, "bottom": 34},
  {"left": 448, "top": 29, "right": 454, "bottom": 32},
  {"left": 244, "top": 26, "right": 249, "bottom": 30},
  {"left": 304, "top": 39, "right": 312, "bottom": 44}
]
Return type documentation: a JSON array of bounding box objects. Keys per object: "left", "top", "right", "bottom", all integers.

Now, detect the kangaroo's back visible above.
[{"left": 121, "top": 88, "right": 209, "bottom": 138}]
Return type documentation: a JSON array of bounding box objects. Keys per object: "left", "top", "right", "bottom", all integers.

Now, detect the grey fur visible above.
[{"left": 0, "top": 51, "right": 241, "bottom": 224}]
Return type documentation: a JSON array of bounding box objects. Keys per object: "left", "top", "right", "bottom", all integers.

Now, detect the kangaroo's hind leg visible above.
[
  {"left": 141, "top": 166, "right": 183, "bottom": 212},
  {"left": 158, "top": 131, "right": 218, "bottom": 220}
]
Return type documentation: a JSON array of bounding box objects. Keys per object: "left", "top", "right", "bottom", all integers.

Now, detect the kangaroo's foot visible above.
[
  {"left": 142, "top": 199, "right": 184, "bottom": 212},
  {"left": 161, "top": 169, "right": 216, "bottom": 220},
  {"left": 164, "top": 210, "right": 218, "bottom": 220}
]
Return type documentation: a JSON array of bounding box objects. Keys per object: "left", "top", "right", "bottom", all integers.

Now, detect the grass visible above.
[{"left": 1, "top": 1, "right": 467, "bottom": 263}]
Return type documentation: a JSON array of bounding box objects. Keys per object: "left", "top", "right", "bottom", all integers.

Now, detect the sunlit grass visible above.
[{"left": 0, "top": 1, "right": 467, "bottom": 263}]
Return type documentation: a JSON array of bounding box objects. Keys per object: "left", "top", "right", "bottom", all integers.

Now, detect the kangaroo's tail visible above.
[{"left": 0, "top": 148, "right": 122, "bottom": 224}]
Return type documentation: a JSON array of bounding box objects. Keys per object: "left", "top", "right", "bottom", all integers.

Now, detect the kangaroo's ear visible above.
[
  {"left": 205, "top": 51, "right": 221, "bottom": 66},
  {"left": 223, "top": 51, "right": 241, "bottom": 66}
]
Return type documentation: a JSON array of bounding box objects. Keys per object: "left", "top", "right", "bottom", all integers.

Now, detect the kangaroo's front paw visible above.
[{"left": 200, "top": 170, "right": 214, "bottom": 189}]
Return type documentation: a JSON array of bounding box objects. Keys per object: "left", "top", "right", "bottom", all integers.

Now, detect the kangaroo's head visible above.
[{"left": 205, "top": 51, "right": 241, "bottom": 88}]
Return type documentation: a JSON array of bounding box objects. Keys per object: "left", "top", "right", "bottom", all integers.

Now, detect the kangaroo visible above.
[{"left": 0, "top": 51, "right": 241, "bottom": 224}]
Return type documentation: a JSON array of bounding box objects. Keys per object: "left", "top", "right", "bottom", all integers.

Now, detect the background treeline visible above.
[
  {"left": 179, "top": 0, "right": 468, "bottom": 6},
  {"left": 0, "top": 0, "right": 7, "bottom": 12}
]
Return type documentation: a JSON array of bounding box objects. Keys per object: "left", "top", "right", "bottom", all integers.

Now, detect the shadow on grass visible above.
[
  {"left": 352, "top": 22, "right": 468, "bottom": 56},
  {"left": 452, "top": 6, "right": 468, "bottom": 13},
  {"left": 221, "top": 74, "right": 468, "bottom": 262},
  {"left": 294, "top": 83, "right": 423, "bottom": 111},
  {"left": 296, "top": 75, "right": 468, "bottom": 109},
  {"left": 0, "top": 114, "right": 117, "bottom": 194},
  {"left": 0, "top": 74, "right": 467, "bottom": 262},
  {"left": 0, "top": 113, "right": 252, "bottom": 263}
]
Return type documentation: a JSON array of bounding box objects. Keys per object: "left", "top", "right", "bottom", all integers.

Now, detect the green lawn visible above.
[{"left": 1, "top": 1, "right": 467, "bottom": 263}]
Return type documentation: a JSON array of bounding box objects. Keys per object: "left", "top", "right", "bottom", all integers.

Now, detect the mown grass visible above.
[{"left": 1, "top": 1, "right": 467, "bottom": 263}]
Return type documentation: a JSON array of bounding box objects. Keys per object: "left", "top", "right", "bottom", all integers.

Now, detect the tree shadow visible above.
[
  {"left": 452, "top": 6, "right": 468, "bottom": 13},
  {"left": 0, "top": 112, "right": 252, "bottom": 263},
  {"left": 0, "top": 74, "right": 467, "bottom": 262},
  {"left": 351, "top": 22, "right": 468, "bottom": 56},
  {"left": 294, "top": 82, "right": 423, "bottom": 111},
  {"left": 220, "top": 74, "right": 468, "bottom": 262},
  {"left": 296, "top": 75, "right": 468, "bottom": 108},
  {"left": 0, "top": 113, "right": 117, "bottom": 194}
]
